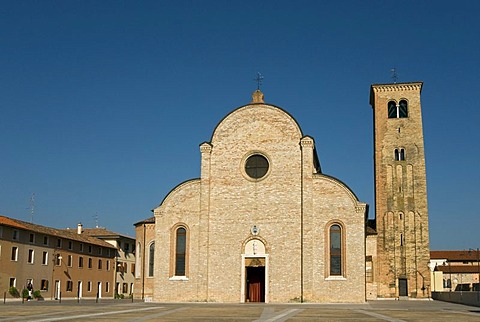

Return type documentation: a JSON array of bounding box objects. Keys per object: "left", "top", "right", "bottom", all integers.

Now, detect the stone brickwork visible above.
[
  {"left": 133, "top": 217, "right": 156, "bottom": 300},
  {"left": 366, "top": 233, "right": 378, "bottom": 300},
  {"left": 149, "top": 91, "right": 367, "bottom": 303},
  {"left": 370, "top": 82, "right": 430, "bottom": 298}
]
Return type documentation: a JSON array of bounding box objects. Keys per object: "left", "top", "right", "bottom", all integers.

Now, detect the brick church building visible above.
[{"left": 134, "top": 82, "right": 430, "bottom": 303}]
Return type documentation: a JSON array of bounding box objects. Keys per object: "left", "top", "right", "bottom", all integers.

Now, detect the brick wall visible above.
[{"left": 151, "top": 98, "right": 367, "bottom": 303}]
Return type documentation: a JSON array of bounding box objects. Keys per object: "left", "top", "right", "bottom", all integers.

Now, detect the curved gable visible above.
[
  {"left": 210, "top": 103, "right": 303, "bottom": 145},
  {"left": 154, "top": 178, "right": 201, "bottom": 214},
  {"left": 313, "top": 174, "right": 360, "bottom": 204}
]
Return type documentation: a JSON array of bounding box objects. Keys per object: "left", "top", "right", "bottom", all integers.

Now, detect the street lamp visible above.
[
  {"left": 51, "top": 252, "right": 62, "bottom": 300},
  {"left": 416, "top": 270, "right": 426, "bottom": 296},
  {"left": 448, "top": 261, "right": 452, "bottom": 292}
]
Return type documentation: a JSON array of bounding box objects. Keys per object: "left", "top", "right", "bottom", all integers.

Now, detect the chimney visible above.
[{"left": 77, "top": 223, "right": 83, "bottom": 234}]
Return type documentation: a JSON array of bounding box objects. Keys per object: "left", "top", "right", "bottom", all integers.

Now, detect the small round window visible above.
[{"left": 245, "top": 154, "right": 269, "bottom": 179}]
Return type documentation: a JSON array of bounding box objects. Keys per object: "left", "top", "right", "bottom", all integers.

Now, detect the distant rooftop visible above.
[
  {"left": 431, "top": 250, "right": 480, "bottom": 262},
  {"left": 0, "top": 215, "right": 115, "bottom": 249},
  {"left": 134, "top": 216, "right": 155, "bottom": 226},
  {"left": 80, "top": 227, "right": 134, "bottom": 240}
]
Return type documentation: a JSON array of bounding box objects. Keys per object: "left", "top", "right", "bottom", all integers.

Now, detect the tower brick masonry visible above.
[{"left": 370, "top": 82, "right": 430, "bottom": 298}]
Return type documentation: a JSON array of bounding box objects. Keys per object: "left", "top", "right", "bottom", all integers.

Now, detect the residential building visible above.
[
  {"left": 80, "top": 226, "right": 136, "bottom": 297},
  {"left": 430, "top": 250, "right": 480, "bottom": 292},
  {"left": 0, "top": 215, "right": 116, "bottom": 299}
]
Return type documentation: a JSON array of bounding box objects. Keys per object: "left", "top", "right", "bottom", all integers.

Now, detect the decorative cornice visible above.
[
  {"left": 356, "top": 204, "right": 367, "bottom": 213},
  {"left": 371, "top": 82, "right": 422, "bottom": 93},
  {"left": 199, "top": 142, "right": 213, "bottom": 153},
  {"left": 300, "top": 136, "right": 314, "bottom": 147}
]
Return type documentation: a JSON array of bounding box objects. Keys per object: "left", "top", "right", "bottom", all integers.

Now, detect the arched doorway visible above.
[{"left": 241, "top": 239, "right": 268, "bottom": 303}]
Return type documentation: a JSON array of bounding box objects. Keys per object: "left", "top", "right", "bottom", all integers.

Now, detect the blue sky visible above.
[{"left": 1, "top": 1, "right": 479, "bottom": 250}]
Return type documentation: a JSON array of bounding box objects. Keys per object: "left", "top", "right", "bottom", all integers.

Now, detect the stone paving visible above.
[{"left": 1, "top": 299, "right": 480, "bottom": 321}]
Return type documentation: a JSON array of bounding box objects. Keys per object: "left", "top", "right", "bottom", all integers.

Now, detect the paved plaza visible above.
[{"left": 1, "top": 299, "right": 480, "bottom": 321}]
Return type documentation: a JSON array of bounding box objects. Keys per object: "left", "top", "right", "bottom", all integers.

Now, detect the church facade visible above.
[{"left": 134, "top": 82, "right": 430, "bottom": 303}]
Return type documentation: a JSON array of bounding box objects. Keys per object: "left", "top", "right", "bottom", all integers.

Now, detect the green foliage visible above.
[
  {"left": 22, "top": 288, "right": 29, "bottom": 298},
  {"left": 115, "top": 293, "right": 125, "bottom": 299},
  {"left": 8, "top": 286, "right": 20, "bottom": 298},
  {"left": 33, "top": 290, "right": 43, "bottom": 299}
]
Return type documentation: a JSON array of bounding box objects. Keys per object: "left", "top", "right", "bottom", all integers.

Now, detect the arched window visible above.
[
  {"left": 329, "top": 224, "right": 342, "bottom": 276},
  {"left": 388, "top": 100, "right": 408, "bottom": 118},
  {"left": 399, "top": 100, "right": 408, "bottom": 118},
  {"left": 175, "top": 227, "right": 187, "bottom": 276},
  {"left": 148, "top": 242, "right": 155, "bottom": 277},
  {"left": 394, "top": 148, "right": 406, "bottom": 161},
  {"left": 388, "top": 101, "right": 397, "bottom": 118}
]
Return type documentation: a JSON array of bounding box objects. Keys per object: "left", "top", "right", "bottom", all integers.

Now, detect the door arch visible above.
[{"left": 241, "top": 238, "right": 269, "bottom": 303}]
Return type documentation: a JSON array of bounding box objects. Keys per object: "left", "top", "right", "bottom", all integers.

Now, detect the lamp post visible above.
[
  {"left": 51, "top": 252, "right": 62, "bottom": 300},
  {"left": 428, "top": 262, "right": 435, "bottom": 293},
  {"left": 448, "top": 261, "right": 452, "bottom": 293},
  {"left": 416, "top": 270, "right": 426, "bottom": 297}
]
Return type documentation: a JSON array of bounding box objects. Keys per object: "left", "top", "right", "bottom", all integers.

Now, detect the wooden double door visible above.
[{"left": 246, "top": 266, "right": 265, "bottom": 302}]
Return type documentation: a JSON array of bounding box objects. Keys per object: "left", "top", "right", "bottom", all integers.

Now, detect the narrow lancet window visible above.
[
  {"left": 148, "top": 242, "right": 155, "bottom": 277},
  {"left": 330, "top": 224, "right": 342, "bottom": 276},
  {"left": 175, "top": 227, "right": 186, "bottom": 276}
]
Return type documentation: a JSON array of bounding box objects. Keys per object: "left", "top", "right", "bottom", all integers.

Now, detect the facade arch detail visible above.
[
  {"left": 314, "top": 174, "right": 361, "bottom": 203},
  {"left": 211, "top": 103, "right": 303, "bottom": 144},
  {"left": 242, "top": 236, "right": 268, "bottom": 256},
  {"left": 155, "top": 179, "right": 200, "bottom": 214}
]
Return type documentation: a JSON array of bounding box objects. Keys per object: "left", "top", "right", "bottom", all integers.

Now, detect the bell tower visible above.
[{"left": 369, "top": 82, "right": 430, "bottom": 298}]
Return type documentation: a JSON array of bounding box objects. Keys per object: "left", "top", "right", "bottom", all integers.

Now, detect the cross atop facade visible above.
[{"left": 254, "top": 72, "right": 264, "bottom": 90}]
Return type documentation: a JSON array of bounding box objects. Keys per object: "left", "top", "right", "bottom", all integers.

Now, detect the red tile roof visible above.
[
  {"left": 134, "top": 217, "right": 155, "bottom": 226},
  {"left": 0, "top": 215, "right": 115, "bottom": 249},
  {"left": 431, "top": 250, "right": 480, "bottom": 261},
  {"left": 0, "top": 216, "right": 28, "bottom": 229},
  {"left": 81, "top": 227, "right": 134, "bottom": 240},
  {"left": 437, "top": 265, "right": 480, "bottom": 274}
]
